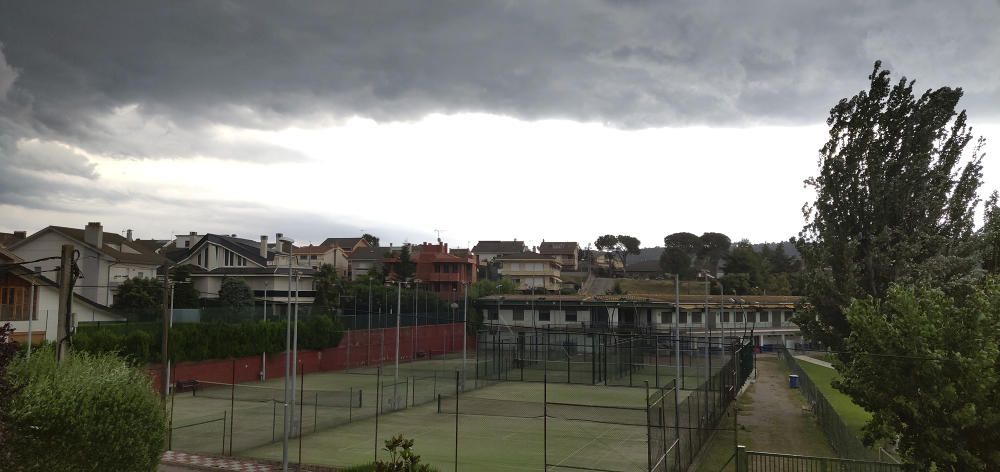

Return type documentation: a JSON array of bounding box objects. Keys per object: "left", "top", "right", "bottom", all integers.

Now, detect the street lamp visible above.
[{"left": 276, "top": 235, "right": 295, "bottom": 472}]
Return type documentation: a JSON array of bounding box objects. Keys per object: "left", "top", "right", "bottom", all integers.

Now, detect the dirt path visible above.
[
  {"left": 738, "top": 356, "right": 833, "bottom": 455},
  {"left": 693, "top": 355, "right": 833, "bottom": 470}
]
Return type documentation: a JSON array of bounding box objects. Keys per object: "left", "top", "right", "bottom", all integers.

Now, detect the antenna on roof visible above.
[{"left": 434, "top": 229, "right": 446, "bottom": 243}]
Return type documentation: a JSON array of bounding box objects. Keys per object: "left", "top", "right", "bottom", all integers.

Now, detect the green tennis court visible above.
[{"left": 241, "top": 381, "right": 690, "bottom": 471}]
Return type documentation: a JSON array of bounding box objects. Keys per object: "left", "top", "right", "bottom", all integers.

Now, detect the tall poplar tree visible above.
[{"left": 796, "top": 61, "right": 985, "bottom": 348}]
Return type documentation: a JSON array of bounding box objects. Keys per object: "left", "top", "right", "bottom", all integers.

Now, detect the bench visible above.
[{"left": 176, "top": 379, "right": 199, "bottom": 393}]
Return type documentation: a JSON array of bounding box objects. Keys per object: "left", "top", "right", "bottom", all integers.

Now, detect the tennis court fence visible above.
[{"left": 167, "top": 326, "right": 756, "bottom": 471}]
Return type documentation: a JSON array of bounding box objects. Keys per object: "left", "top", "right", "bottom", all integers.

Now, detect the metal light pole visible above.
[
  {"left": 262, "top": 281, "right": 268, "bottom": 381},
  {"left": 462, "top": 281, "right": 469, "bottom": 381},
  {"left": 278, "top": 236, "right": 295, "bottom": 472},
  {"left": 291, "top": 271, "right": 301, "bottom": 431}
]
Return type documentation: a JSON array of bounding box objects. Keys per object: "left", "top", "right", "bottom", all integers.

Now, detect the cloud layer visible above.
[{"left": 0, "top": 1, "right": 998, "bottom": 239}]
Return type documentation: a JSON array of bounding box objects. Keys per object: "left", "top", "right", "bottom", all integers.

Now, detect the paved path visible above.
[
  {"left": 159, "top": 451, "right": 275, "bottom": 472},
  {"left": 795, "top": 355, "right": 834, "bottom": 369}
]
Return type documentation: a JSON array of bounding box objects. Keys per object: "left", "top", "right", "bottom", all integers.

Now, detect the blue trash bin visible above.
[{"left": 789, "top": 374, "right": 799, "bottom": 388}]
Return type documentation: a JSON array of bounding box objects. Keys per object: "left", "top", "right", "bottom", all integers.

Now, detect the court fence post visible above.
[{"left": 454, "top": 370, "right": 459, "bottom": 472}]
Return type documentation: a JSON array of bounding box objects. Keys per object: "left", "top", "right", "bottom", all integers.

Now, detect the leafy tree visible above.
[
  {"left": 616, "top": 235, "right": 641, "bottom": 270},
  {"left": 658, "top": 247, "right": 692, "bottom": 278},
  {"left": 982, "top": 191, "right": 1000, "bottom": 275},
  {"left": 796, "top": 61, "right": 985, "bottom": 348},
  {"left": 362, "top": 233, "right": 380, "bottom": 247},
  {"left": 395, "top": 244, "right": 416, "bottom": 281},
  {"left": 761, "top": 242, "right": 800, "bottom": 274},
  {"left": 169, "top": 265, "right": 200, "bottom": 309},
  {"left": 112, "top": 277, "right": 163, "bottom": 321},
  {"left": 698, "top": 232, "right": 732, "bottom": 275},
  {"left": 312, "top": 264, "right": 342, "bottom": 316},
  {"left": 218, "top": 278, "right": 254, "bottom": 314},
  {"left": 723, "top": 240, "right": 769, "bottom": 289},
  {"left": 594, "top": 234, "right": 641, "bottom": 273},
  {"left": 836, "top": 281, "right": 1000, "bottom": 470}
]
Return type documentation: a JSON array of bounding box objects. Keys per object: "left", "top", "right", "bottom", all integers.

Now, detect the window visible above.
[
  {"left": 660, "top": 312, "right": 672, "bottom": 324},
  {"left": 489, "top": 309, "right": 499, "bottom": 321},
  {"left": 513, "top": 308, "right": 524, "bottom": 321},
  {"left": 783, "top": 311, "right": 794, "bottom": 322},
  {"left": 137, "top": 272, "right": 144, "bottom": 278},
  {"left": 565, "top": 310, "right": 578, "bottom": 322},
  {"left": 735, "top": 312, "right": 743, "bottom": 322},
  {"left": 759, "top": 311, "right": 769, "bottom": 323},
  {"left": 692, "top": 312, "right": 702, "bottom": 324},
  {"left": 679, "top": 312, "right": 688, "bottom": 324},
  {"left": 721, "top": 312, "right": 730, "bottom": 323},
  {"left": 539, "top": 311, "right": 550, "bottom": 322},
  {"left": 0, "top": 286, "right": 30, "bottom": 321}
]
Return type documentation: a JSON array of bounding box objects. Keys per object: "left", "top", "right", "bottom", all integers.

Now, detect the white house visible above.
[
  {"left": 1, "top": 247, "right": 119, "bottom": 344},
  {"left": 164, "top": 233, "right": 316, "bottom": 311},
  {"left": 8, "top": 222, "right": 167, "bottom": 307}
]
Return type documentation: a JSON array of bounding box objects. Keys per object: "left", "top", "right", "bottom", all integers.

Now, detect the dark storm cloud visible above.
[{"left": 0, "top": 0, "right": 997, "bottom": 211}]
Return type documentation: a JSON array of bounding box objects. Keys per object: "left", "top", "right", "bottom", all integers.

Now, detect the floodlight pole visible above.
[
  {"left": 395, "top": 280, "right": 403, "bottom": 387},
  {"left": 262, "top": 281, "right": 268, "bottom": 381},
  {"left": 463, "top": 281, "right": 468, "bottom": 381},
  {"left": 279, "top": 236, "right": 295, "bottom": 472}
]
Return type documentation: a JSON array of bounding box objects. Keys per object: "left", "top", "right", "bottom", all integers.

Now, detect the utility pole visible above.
[
  {"left": 55, "top": 244, "right": 74, "bottom": 363},
  {"left": 162, "top": 263, "right": 171, "bottom": 400}
]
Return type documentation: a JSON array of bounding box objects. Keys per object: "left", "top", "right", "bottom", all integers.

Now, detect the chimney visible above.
[
  {"left": 12, "top": 231, "right": 26, "bottom": 240},
  {"left": 260, "top": 235, "right": 268, "bottom": 258},
  {"left": 126, "top": 229, "right": 133, "bottom": 242},
  {"left": 84, "top": 222, "right": 103, "bottom": 248}
]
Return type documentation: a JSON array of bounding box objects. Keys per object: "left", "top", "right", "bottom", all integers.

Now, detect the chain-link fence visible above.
[
  {"left": 167, "top": 326, "right": 755, "bottom": 471},
  {"left": 777, "top": 348, "right": 900, "bottom": 463}
]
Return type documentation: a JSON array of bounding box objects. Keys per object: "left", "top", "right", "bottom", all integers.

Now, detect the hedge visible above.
[
  {"left": 73, "top": 316, "right": 344, "bottom": 364},
  {"left": 4, "top": 348, "right": 166, "bottom": 471}
]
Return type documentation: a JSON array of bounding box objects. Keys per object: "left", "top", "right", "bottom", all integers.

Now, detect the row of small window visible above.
[
  {"left": 487, "top": 309, "right": 579, "bottom": 322},
  {"left": 658, "top": 311, "right": 795, "bottom": 324}
]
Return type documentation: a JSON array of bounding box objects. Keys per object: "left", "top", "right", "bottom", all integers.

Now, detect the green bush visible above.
[
  {"left": 5, "top": 348, "right": 166, "bottom": 471},
  {"left": 74, "top": 316, "right": 345, "bottom": 364}
]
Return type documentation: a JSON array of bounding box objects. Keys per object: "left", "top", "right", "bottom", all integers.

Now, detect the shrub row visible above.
[{"left": 73, "top": 315, "right": 344, "bottom": 364}]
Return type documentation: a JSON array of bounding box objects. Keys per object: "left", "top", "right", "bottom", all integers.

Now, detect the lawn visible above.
[{"left": 796, "top": 361, "right": 871, "bottom": 436}]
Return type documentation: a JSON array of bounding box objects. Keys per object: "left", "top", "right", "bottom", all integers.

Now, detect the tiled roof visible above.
[
  {"left": 16, "top": 226, "right": 168, "bottom": 266},
  {"left": 349, "top": 246, "right": 389, "bottom": 261},
  {"left": 497, "top": 253, "right": 559, "bottom": 262},
  {"left": 187, "top": 267, "right": 317, "bottom": 276},
  {"left": 320, "top": 237, "right": 366, "bottom": 250},
  {"left": 171, "top": 234, "right": 274, "bottom": 267},
  {"left": 477, "top": 293, "right": 803, "bottom": 307},
  {"left": 473, "top": 240, "right": 526, "bottom": 254},
  {"left": 294, "top": 245, "right": 334, "bottom": 255},
  {"left": 539, "top": 242, "right": 579, "bottom": 254}
]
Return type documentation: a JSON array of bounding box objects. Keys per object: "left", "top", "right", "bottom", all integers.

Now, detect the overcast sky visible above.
[{"left": 1, "top": 1, "right": 998, "bottom": 250}]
